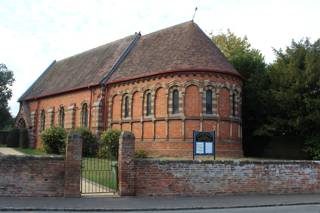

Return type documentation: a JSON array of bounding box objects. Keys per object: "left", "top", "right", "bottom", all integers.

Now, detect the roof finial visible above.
[{"left": 192, "top": 7, "right": 198, "bottom": 21}]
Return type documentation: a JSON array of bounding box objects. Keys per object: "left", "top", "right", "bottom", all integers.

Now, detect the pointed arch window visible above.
[
  {"left": 206, "top": 90, "right": 213, "bottom": 114},
  {"left": 58, "top": 106, "right": 65, "bottom": 128},
  {"left": 81, "top": 103, "right": 88, "bottom": 127},
  {"left": 172, "top": 89, "right": 179, "bottom": 114},
  {"left": 232, "top": 93, "right": 236, "bottom": 116},
  {"left": 124, "top": 96, "right": 129, "bottom": 118},
  {"left": 146, "top": 92, "right": 152, "bottom": 116},
  {"left": 40, "top": 110, "right": 45, "bottom": 132}
]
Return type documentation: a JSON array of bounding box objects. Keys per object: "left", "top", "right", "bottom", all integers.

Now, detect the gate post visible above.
[
  {"left": 118, "top": 131, "right": 135, "bottom": 196},
  {"left": 64, "top": 132, "right": 82, "bottom": 197}
]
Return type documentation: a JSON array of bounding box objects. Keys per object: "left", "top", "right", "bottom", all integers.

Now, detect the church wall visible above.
[
  {"left": 25, "top": 87, "right": 102, "bottom": 148},
  {"left": 106, "top": 71, "right": 243, "bottom": 158}
]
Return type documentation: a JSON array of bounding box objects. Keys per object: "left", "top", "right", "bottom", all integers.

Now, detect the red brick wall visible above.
[
  {"left": 0, "top": 155, "right": 64, "bottom": 197},
  {"left": 135, "top": 159, "right": 320, "bottom": 196},
  {"left": 107, "top": 72, "right": 243, "bottom": 158}
]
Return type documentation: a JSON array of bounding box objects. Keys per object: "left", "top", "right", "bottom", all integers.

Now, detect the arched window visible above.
[
  {"left": 81, "top": 103, "right": 88, "bottom": 127},
  {"left": 172, "top": 89, "right": 179, "bottom": 114},
  {"left": 206, "top": 90, "right": 213, "bottom": 114},
  {"left": 232, "top": 93, "right": 236, "bottom": 116},
  {"left": 58, "top": 106, "right": 65, "bottom": 128},
  {"left": 40, "top": 110, "right": 45, "bottom": 132},
  {"left": 146, "top": 93, "right": 152, "bottom": 116},
  {"left": 124, "top": 96, "right": 129, "bottom": 118}
]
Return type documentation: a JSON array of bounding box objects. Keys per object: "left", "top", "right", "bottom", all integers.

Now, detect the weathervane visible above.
[{"left": 192, "top": 7, "right": 198, "bottom": 21}]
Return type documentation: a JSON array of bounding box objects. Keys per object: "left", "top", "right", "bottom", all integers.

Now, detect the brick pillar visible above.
[
  {"left": 64, "top": 132, "right": 82, "bottom": 197},
  {"left": 118, "top": 131, "right": 135, "bottom": 196}
]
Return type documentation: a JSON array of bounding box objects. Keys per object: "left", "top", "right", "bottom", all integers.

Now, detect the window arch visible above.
[
  {"left": 81, "top": 103, "right": 88, "bottom": 127},
  {"left": 206, "top": 90, "right": 213, "bottom": 114},
  {"left": 124, "top": 96, "right": 129, "bottom": 118},
  {"left": 40, "top": 110, "right": 45, "bottom": 132},
  {"left": 146, "top": 92, "right": 152, "bottom": 116},
  {"left": 58, "top": 106, "right": 65, "bottom": 128},
  {"left": 172, "top": 89, "right": 179, "bottom": 114},
  {"left": 232, "top": 93, "right": 236, "bottom": 116}
]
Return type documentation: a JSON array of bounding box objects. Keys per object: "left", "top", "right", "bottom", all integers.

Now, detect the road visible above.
[{"left": 7, "top": 204, "right": 320, "bottom": 213}]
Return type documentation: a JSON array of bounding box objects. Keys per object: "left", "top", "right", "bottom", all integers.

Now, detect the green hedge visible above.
[
  {"left": 6, "top": 128, "right": 20, "bottom": 147},
  {"left": 0, "top": 131, "right": 8, "bottom": 145}
]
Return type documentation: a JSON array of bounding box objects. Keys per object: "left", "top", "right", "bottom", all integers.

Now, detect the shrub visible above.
[
  {"left": 0, "top": 130, "right": 9, "bottom": 145},
  {"left": 6, "top": 128, "right": 20, "bottom": 147},
  {"left": 19, "top": 128, "right": 29, "bottom": 148},
  {"left": 99, "top": 129, "right": 121, "bottom": 159},
  {"left": 304, "top": 136, "right": 320, "bottom": 160},
  {"left": 134, "top": 150, "right": 147, "bottom": 158},
  {"left": 41, "top": 127, "right": 67, "bottom": 154},
  {"left": 75, "top": 127, "right": 97, "bottom": 157}
]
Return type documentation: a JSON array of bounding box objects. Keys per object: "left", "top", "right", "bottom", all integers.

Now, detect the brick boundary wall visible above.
[
  {"left": 118, "top": 131, "right": 136, "bottom": 196},
  {"left": 134, "top": 159, "right": 320, "bottom": 196},
  {"left": 0, "top": 155, "right": 64, "bottom": 197},
  {"left": 0, "top": 133, "right": 82, "bottom": 197}
]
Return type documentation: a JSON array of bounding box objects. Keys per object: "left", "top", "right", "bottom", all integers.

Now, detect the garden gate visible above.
[{"left": 80, "top": 141, "right": 118, "bottom": 194}]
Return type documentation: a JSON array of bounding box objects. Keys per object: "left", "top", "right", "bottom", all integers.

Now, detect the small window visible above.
[
  {"left": 58, "top": 107, "right": 65, "bottom": 128},
  {"left": 146, "top": 93, "right": 152, "bottom": 116},
  {"left": 124, "top": 96, "right": 129, "bottom": 118},
  {"left": 40, "top": 110, "right": 45, "bottom": 132},
  {"left": 81, "top": 103, "right": 88, "bottom": 127},
  {"left": 206, "top": 90, "right": 213, "bottom": 114},
  {"left": 232, "top": 93, "right": 236, "bottom": 116},
  {"left": 172, "top": 89, "right": 179, "bottom": 114}
]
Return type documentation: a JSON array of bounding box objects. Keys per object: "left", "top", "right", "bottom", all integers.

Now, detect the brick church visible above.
[{"left": 16, "top": 21, "right": 243, "bottom": 158}]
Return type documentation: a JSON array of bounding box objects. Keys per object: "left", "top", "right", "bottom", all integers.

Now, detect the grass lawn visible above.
[
  {"left": 81, "top": 157, "right": 117, "bottom": 190},
  {"left": 14, "top": 148, "right": 47, "bottom": 156}
]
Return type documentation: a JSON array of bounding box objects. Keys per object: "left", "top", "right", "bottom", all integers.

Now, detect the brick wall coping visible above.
[
  {"left": 0, "top": 155, "right": 64, "bottom": 161},
  {"left": 135, "top": 158, "right": 320, "bottom": 165}
]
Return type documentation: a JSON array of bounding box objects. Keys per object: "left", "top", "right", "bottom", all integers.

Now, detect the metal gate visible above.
[{"left": 81, "top": 141, "right": 118, "bottom": 194}]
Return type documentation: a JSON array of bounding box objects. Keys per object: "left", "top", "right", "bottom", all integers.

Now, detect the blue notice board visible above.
[{"left": 193, "top": 131, "right": 215, "bottom": 159}]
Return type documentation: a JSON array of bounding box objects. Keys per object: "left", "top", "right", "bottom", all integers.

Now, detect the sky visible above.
[{"left": 1, "top": 0, "right": 320, "bottom": 116}]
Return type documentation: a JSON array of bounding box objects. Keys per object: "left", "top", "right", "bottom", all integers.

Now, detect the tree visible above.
[
  {"left": 0, "top": 63, "right": 14, "bottom": 129},
  {"left": 211, "top": 30, "right": 269, "bottom": 146},
  {"left": 262, "top": 39, "right": 320, "bottom": 136}
]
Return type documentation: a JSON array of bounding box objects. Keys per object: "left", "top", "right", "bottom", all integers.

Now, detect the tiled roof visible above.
[
  {"left": 19, "top": 35, "right": 136, "bottom": 101},
  {"left": 19, "top": 21, "right": 240, "bottom": 101},
  {"left": 109, "top": 21, "right": 239, "bottom": 82}
]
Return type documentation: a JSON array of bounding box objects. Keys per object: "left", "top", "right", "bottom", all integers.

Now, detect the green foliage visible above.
[
  {"left": 19, "top": 128, "right": 29, "bottom": 148},
  {"left": 75, "top": 127, "right": 97, "bottom": 157},
  {"left": 6, "top": 128, "right": 20, "bottom": 147},
  {"left": 0, "top": 64, "right": 14, "bottom": 129},
  {"left": 99, "top": 129, "right": 121, "bottom": 159},
  {"left": 0, "top": 130, "right": 8, "bottom": 145},
  {"left": 304, "top": 136, "right": 320, "bottom": 160},
  {"left": 261, "top": 39, "right": 320, "bottom": 137},
  {"left": 211, "top": 30, "right": 269, "bottom": 148},
  {"left": 134, "top": 150, "right": 147, "bottom": 158},
  {"left": 40, "top": 127, "right": 67, "bottom": 154}
]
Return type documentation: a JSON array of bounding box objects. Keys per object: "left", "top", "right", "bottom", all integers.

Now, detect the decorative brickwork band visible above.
[
  {"left": 118, "top": 131, "right": 135, "bottom": 196},
  {"left": 64, "top": 132, "right": 82, "bottom": 197}
]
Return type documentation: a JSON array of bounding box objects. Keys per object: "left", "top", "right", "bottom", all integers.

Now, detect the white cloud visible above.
[{"left": 1, "top": 0, "right": 320, "bottom": 115}]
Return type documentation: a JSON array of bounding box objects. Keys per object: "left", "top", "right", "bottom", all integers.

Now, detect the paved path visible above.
[
  {"left": 81, "top": 178, "right": 114, "bottom": 195},
  {"left": 0, "top": 194, "right": 320, "bottom": 211},
  {"left": 0, "top": 147, "right": 24, "bottom": 156}
]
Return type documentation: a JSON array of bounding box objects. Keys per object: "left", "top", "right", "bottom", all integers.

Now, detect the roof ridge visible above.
[
  {"left": 99, "top": 32, "right": 141, "bottom": 86},
  {"left": 18, "top": 60, "right": 56, "bottom": 101},
  {"left": 56, "top": 34, "right": 136, "bottom": 63},
  {"left": 141, "top": 20, "right": 193, "bottom": 38},
  {"left": 192, "top": 22, "right": 240, "bottom": 76}
]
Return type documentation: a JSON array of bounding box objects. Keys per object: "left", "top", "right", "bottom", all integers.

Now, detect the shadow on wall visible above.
[{"left": 244, "top": 136, "right": 308, "bottom": 160}]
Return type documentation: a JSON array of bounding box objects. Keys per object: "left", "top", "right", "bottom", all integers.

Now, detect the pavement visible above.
[
  {"left": 0, "top": 193, "right": 320, "bottom": 211},
  {"left": 0, "top": 148, "right": 24, "bottom": 156}
]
